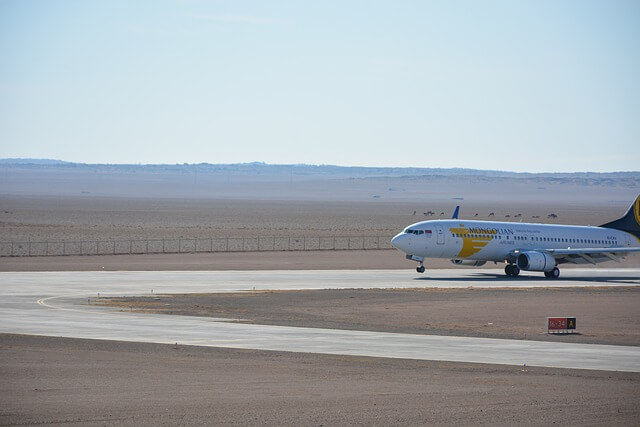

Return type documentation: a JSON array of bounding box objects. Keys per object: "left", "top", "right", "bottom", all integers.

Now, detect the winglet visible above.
[{"left": 452, "top": 206, "right": 460, "bottom": 219}]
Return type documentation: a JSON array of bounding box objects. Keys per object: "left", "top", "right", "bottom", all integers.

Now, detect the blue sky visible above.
[{"left": 1, "top": 0, "right": 639, "bottom": 172}]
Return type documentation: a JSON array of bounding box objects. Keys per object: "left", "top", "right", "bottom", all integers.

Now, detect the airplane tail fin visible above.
[
  {"left": 452, "top": 206, "right": 460, "bottom": 219},
  {"left": 600, "top": 194, "right": 640, "bottom": 239}
]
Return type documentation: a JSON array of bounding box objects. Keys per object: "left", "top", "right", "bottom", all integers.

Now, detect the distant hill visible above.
[
  {"left": 0, "top": 158, "right": 71, "bottom": 165},
  {"left": 1, "top": 159, "right": 638, "bottom": 180}
]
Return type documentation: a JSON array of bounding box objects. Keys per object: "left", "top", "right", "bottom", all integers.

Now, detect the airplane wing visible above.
[{"left": 544, "top": 247, "right": 640, "bottom": 265}]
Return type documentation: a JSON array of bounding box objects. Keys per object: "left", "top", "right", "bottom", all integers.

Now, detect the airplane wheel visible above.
[
  {"left": 416, "top": 266, "right": 425, "bottom": 273},
  {"left": 511, "top": 265, "right": 520, "bottom": 277},
  {"left": 505, "top": 264, "right": 520, "bottom": 277},
  {"left": 505, "top": 264, "right": 513, "bottom": 276},
  {"left": 545, "top": 267, "right": 560, "bottom": 279}
]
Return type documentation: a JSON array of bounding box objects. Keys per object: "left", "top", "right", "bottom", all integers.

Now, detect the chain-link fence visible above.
[{"left": 0, "top": 235, "right": 394, "bottom": 257}]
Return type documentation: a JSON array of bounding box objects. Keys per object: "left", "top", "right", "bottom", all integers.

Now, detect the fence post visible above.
[
  {"left": 63, "top": 241, "right": 66, "bottom": 256},
  {"left": 129, "top": 240, "right": 132, "bottom": 254},
  {"left": 146, "top": 240, "right": 149, "bottom": 254},
  {"left": 28, "top": 241, "right": 31, "bottom": 256}
]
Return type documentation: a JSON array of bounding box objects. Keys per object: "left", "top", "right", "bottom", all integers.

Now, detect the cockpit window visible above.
[{"left": 405, "top": 229, "right": 424, "bottom": 235}]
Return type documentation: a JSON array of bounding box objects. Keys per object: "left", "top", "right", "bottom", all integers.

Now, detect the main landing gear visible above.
[
  {"left": 505, "top": 264, "right": 520, "bottom": 277},
  {"left": 505, "top": 264, "right": 561, "bottom": 278},
  {"left": 544, "top": 267, "right": 560, "bottom": 279},
  {"left": 416, "top": 264, "right": 425, "bottom": 273}
]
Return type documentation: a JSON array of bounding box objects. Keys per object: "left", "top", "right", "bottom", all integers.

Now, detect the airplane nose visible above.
[{"left": 391, "top": 233, "right": 411, "bottom": 252}]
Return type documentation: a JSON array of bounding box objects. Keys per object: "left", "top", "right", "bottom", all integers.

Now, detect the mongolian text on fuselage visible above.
[{"left": 467, "top": 227, "right": 515, "bottom": 235}]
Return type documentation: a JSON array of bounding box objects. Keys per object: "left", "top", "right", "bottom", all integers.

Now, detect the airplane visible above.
[{"left": 390, "top": 195, "right": 640, "bottom": 278}]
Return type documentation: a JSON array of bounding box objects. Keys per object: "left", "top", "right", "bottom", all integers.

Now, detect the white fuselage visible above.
[{"left": 391, "top": 219, "right": 639, "bottom": 262}]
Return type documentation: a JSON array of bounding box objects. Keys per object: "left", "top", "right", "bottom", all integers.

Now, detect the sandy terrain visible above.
[
  {"left": 2, "top": 246, "right": 639, "bottom": 272},
  {"left": 2, "top": 249, "right": 638, "bottom": 271},
  {"left": 1, "top": 191, "right": 637, "bottom": 243},
  {"left": 2, "top": 334, "right": 638, "bottom": 426},
  {"left": 96, "top": 287, "right": 640, "bottom": 347},
  {"left": 0, "top": 250, "right": 407, "bottom": 271},
  {"left": 2, "top": 170, "right": 639, "bottom": 425}
]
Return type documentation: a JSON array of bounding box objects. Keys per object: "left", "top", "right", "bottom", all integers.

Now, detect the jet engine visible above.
[
  {"left": 516, "top": 251, "right": 556, "bottom": 272},
  {"left": 451, "top": 259, "right": 486, "bottom": 267}
]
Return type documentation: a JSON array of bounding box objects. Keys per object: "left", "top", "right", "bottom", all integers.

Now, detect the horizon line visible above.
[{"left": 0, "top": 158, "right": 638, "bottom": 175}]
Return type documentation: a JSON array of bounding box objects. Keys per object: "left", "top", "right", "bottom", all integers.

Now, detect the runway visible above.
[{"left": 1, "top": 269, "right": 639, "bottom": 372}]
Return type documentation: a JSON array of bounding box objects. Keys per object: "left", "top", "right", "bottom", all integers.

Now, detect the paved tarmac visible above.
[{"left": 1, "top": 269, "right": 639, "bottom": 372}]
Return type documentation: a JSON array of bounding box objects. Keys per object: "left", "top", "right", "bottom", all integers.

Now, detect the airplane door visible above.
[{"left": 436, "top": 224, "right": 445, "bottom": 245}]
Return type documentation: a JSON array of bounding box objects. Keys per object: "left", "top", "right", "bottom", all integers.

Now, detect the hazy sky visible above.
[{"left": 1, "top": 1, "right": 639, "bottom": 172}]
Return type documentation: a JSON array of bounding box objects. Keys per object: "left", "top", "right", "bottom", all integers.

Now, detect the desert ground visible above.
[
  {"left": 0, "top": 194, "right": 636, "bottom": 243},
  {"left": 1, "top": 164, "right": 639, "bottom": 244},
  {"left": 2, "top": 334, "right": 638, "bottom": 426},
  {"left": 97, "top": 286, "right": 640, "bottom": 346},
  {"left": 1, "top": 167, "right": 639, "bottom": 425}
]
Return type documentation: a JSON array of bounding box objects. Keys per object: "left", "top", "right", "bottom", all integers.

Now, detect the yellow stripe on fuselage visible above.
[{"left": 449, "top": 226, "right": 493, "bottom": 258}]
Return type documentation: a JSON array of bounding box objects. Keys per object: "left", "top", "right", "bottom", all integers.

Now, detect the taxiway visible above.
[{"left": 1, "top": 269, "right": 639, "bottom": 372}]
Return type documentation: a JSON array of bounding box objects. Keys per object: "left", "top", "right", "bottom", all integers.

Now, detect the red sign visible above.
[{"left": 548, "top": 317, "right": 567, "bottom": 330}]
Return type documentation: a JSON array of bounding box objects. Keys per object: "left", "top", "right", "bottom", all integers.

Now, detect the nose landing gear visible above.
[{"left": 406, "top": 255, "right": 426, "bottom": 273}]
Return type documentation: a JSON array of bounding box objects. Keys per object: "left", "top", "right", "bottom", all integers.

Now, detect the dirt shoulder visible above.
[
  {"left": 96, "top": 286, "right": 640, "bottom": 346},
  {"left": 2, "top": 250, "right": 638, "bottom": 271},
  {"left": 0, "top": 249, "right": 411, "bottom": 271},
  {"left": 2, "top": 333, "right": 638, "bottom": 426}
]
